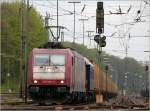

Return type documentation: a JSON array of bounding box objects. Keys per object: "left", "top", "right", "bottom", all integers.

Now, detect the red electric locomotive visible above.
[{"left": 27, "top": 48, "right": 92, "bottom": 102}]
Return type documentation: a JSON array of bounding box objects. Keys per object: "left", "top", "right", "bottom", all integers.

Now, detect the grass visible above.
[{"left": 1, "top": 77, "right": 20, "bottom": 93}]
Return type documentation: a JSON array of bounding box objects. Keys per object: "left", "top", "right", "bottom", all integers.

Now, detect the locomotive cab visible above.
[
  {"left": 32, "top": 54, "right": 65, "bottom": 85},
  {"left": 27, "top": 48, "right": 73, "bottom": 100}
]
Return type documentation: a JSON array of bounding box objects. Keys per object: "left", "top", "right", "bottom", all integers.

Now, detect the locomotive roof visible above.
[
  {"left": 31, "top": 48, "right": 85, "bottom": 60},
  {"left": 32, "top": 48, "right": 73, "bottom": 54},
  {"left": 32, "top": 48, "right": 85, "bottom": 58}
]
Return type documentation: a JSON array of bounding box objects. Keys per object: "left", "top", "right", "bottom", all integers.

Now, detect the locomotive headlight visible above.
[
  {"left": 60, "top": 80, "right": 64, "bottom": 84},
  {"left": 34, "top": 80, "right": 38, "bottom": 84}
]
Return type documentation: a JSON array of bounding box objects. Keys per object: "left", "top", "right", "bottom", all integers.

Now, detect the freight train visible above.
[{"left": 27, "top": 47, "right": 118, "bottom": 103}]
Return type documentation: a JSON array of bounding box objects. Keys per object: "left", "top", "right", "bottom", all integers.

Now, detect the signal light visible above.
[
  {"left": 94, "top": 35, "right": 100, "bottom": 44},
  {"left": 96, "top": 2, "right": 104, "bottom": 34},
  {"left": 145, "top": 65, "right": 148, "bottom": 71},
  {"left": 101, "top": 36, "right": 106, "bottom": 47},
  {"left": 94, "top": 35, "right": 106, "bottom": 47},
  {"left": 105, "top": 65, "right": 108, "bottom": 71}
]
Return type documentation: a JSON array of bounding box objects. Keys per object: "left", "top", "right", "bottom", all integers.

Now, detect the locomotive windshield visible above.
[
  {"left": 34, "top": 55, "right": 49, "bottom": 66},
  {"left": 50, "top": 55, "right": 65, "bottom": 66},
  {"left": 34, "top": 54, "right": 65, "bottom": 66}
]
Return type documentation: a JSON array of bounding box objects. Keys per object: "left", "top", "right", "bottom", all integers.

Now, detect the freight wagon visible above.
[{"left": 92, "top": 62, "right": 118, "bottom": 99}]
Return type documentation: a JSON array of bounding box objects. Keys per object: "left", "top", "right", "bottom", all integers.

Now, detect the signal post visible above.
[{"left": 94, "top": 2, "right": 106, "bottom": 104}]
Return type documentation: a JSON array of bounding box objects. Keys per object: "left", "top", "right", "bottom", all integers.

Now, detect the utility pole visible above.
[
  {"left": 20, "top": 0, "right": 28, "bottom": 103},
  {"left": 25, "top": 0, "right": 29, "bottom": 103},
  {"left": 145, "top": 64, "right": 149, "bottom": 102},
  {"left": 86, "top": 30, "right": 94, "bottom": 46},
  {"left": 105, "top": 65, "right": 108, "bottom": 100},
  {"left": 145, "top": 0, "right": 150, "bottom": 82},
  {"left": 94, "top": 1, "right": 105, "bottom": 104},
  {"left": 68, "top": 1, "right": 81, "bottom": 43},
  {"left": 21, "top": 0, "right": 26, "bottom": 100},
  {"left": 56, "top": 0, "right": 59, "bottom": 41},
  {"left": 61, "top": 31, "right": 64, "bottom": 42},
  {"left": 124, "top": 38, "right": 128, "bottom": 95},
  {"left": 20, "top": 0, "right": 23, "bottom": 97},
  {"left": 79, "top": 18, "right": 88, "bottom": 45}
]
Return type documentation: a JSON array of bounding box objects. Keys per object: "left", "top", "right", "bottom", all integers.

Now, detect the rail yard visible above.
[{"left": 1, "top": 0, "right": 150, "bottom": 110}]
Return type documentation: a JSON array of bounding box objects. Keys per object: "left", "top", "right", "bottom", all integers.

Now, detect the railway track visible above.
[
  {"left": 0, "top": 93, "right": 25, "bottom": 105},
  {"left": 0, "top": 93, "right": 21, "bottom": 96},
  {"left": 1, "top": 102, "right": 149, "bottom": 110},
  {"left": 1, "top": 93, "right": 149, "bottom": 110}
]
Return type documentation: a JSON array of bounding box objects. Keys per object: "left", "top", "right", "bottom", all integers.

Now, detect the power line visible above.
[
  {"left": 31, "top": 1, "right": 73, "bottom": 15},
  {"left": 106, "top": 35, "right": 150, "bottom": 38}
]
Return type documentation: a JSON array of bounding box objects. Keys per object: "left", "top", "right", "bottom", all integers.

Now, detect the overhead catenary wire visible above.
[
  {"left": 31, "top": 0, "right": 91, "bottom": 19},
  {"left": 31, "top": 0, "right": 149, "bottom": 26},
  {"left": 31, "top": 1, "right": 73, "bottom": 16},
  {"left": 28, "top": 0, "right": 149, "bottom": 60}
]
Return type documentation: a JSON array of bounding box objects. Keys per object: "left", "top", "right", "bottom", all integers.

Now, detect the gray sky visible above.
[{"left": 30, "top": 0, "right": 150, "bottom": 62}]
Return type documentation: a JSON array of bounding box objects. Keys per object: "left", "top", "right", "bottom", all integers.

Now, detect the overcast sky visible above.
[{"left": 20, "top": 0, "right": 150, "bottom": 62}]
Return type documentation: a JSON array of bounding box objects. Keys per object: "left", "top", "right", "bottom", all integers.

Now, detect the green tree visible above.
[{"left": 1, "top": 2, "right": 48, "bottom": 92}]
